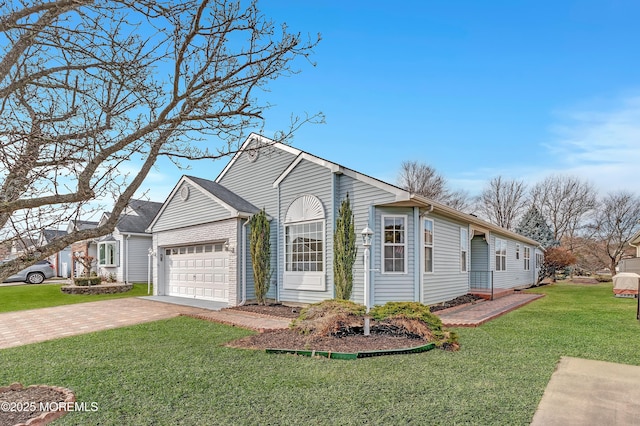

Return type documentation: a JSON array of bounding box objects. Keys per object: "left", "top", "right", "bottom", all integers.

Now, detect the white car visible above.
[{"left": 2, "top": 260, "right": 56, "bottom": 284}]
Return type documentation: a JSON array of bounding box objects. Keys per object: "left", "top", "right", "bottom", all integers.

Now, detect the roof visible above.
[
  {"left": 116, "top": 199, "right": 163, "bottom": 234},
  {"left": 42, "top": 229, "right": 66, "bottom": 243},
  {"left": 186, "top": 176, "right": 260, "bottom": 215},
  {"left": 218, "top": 133, "right": 542, "bottom": 248},
  {"left": 73, "top": 220, "right": 99, "bottom": 231}
]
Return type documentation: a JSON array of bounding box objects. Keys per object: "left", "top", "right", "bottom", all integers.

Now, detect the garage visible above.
[{"left": 164, "top": 243, "right": 229, "bottom": 302}]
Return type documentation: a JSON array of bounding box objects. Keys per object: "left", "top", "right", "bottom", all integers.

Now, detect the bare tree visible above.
[
  {"left": 587, "top": 191, "right": 640, "bottom": 276},
  {"left": 529, "top": 175, "right": 597, "bottom": 245},
  {"left": 0, "top": 0, "right": 321, "bottom": 280},
  {"left": 397, "top": 160, "right": 471, "bottom": 211},
  {"left": 476, "top": 176, "right": 527, "bottom": 230}
]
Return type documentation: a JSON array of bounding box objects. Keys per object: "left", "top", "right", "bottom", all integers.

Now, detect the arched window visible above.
[{"left": 284, "top": 195, "right": 326, "bottom": 291}]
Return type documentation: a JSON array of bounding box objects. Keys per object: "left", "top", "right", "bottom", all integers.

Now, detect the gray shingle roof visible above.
[
  {"left": 116, "top": 199, "right": 163, "bottom": 233},
  {"left": 186, "top": 175, "right": 260, "bottom": 215}
]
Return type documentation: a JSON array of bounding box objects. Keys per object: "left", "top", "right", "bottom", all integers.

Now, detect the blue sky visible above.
[{"left": 142, "top": 0, "right": 640, "bottom": 204}]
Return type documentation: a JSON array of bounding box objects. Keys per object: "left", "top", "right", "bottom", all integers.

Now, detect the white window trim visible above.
[
  {"left": 460, "top": 227, "right": 469, "bottom": 273},
  {"left": 424, "top": 218, "right": 434, "bottom": 274},
  {"left": 516, "top": 243, "right": 520, "bottom": 260},
  {"left": 283, "top": 194, "right": 326, "bottom": 292},
  {"left": 495, "top": 237, "right": 507, "bottom": 272},
  {"left": 98, "top": 241, "right": 117, "bottom": 267},
  {"left": 381, "top": 214, "right": 408, "bottom": 274},
  {"left": 524, "top": 246, "right": 531, "bottom": 271}
]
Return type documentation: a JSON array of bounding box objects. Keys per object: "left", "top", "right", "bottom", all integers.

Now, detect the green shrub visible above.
[
  {"left": 74, "top": 277, "right": 102, "bottom": 286},
  {"left": 595, "top": 274, "right": 612, "bottom": 282},
  {"left": 291, "top": 299, "right": 366, "bottom": 336},
  {"left": 370, "top": 301, "right": 446, "bottom": 340},
  {"left": 249, "top": 209, "right": 271, "bottom": 305}
]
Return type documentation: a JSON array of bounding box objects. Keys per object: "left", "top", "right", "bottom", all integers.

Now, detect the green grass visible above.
[
  {"left": 2, "top": 282, "right": 640, "bottom": 425},
  {"left": 0, "top": 283, "right": 151, "bottom": 313}
]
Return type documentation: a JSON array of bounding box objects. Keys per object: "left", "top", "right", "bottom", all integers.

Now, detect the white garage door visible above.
[{"left": 164, "top": 243, "right": 229, "bottom": 302}]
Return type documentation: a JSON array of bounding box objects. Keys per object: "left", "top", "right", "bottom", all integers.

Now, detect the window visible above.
[
  {"left": 524, "top": 247, "right": 531, "bottom": 271},
  {"left": 285, "top": 221, "right": 324, "bottom": 272},
  {"left": 495, "top": 238, "right": 507, "bottom": 271},
  {"left": 516, "top": 244, "right": 520, "bottom": 260},
  {"left": 460, "top": 227, "right": 468, "bottom": 272},
  {"left": 283, "top": 195, "right": 326, "bottom": 291},
  {"left": 383, "top": 215, "right": 406, "bottom": 273},
  {"left": 424, "top": 219, "right": 434, "bottom": 273},
  {"left": 98, "top": 241, "right": 117, "bottom": 267}
]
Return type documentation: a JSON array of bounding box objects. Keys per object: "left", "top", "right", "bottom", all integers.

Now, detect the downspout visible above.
[
  {"left": 368, "top": 204, "right": 375, "bottom": 308},
  {"left": 276, "top": 185, "right": 281, "bottom": 303},
  {"left": 331, "top": 172, "right": 337, "bottom": 299},
  {"left": 240, "top": 219, "right": 249, "bottom": 306},
  {"left": 125, "top": 234, "right": 130, "bottom": 284},
  {"left": 414, "top": 207, "right": 421, "bottom": 303}
]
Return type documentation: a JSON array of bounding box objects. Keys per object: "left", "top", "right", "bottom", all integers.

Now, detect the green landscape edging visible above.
[{"left": 266, "top": 343, "right": 436, "bottom": 360}]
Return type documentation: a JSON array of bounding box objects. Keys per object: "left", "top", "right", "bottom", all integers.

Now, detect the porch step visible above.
[{"left": 469, "top": 288, "right": 515, "bottom": 300}]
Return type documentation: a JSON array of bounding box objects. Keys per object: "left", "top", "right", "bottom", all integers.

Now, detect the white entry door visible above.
[{"left": 164, "top": 243, "right": 229, "bottom": 302}]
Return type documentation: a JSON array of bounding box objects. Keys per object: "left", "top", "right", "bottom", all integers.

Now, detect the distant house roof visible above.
[
  {"left": 41, "top": 229, "right": 67, "bottom": 244},
  {"left": 72, "top": 220, "right": 99, "bottom": 231},
  {"left": 186, "top": 175, "right": 260, "bottom": 215},
  {"left": 116, "top": 199, "right": 163, "bottom": 234}
]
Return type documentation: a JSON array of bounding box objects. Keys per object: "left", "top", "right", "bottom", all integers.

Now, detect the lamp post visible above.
[{"left": 361, "top": 226, "right": 373, "bottom": 336}]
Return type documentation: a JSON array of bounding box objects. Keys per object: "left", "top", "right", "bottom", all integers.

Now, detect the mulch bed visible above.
[
  {"left": 226, "top": 297, "right": 474, "bottom": 353},
  {"left": 226, "top": 329, "right": 427, "bottom": 352},
  {"left": 0, "top": 383, "right": 73, "bottom": 426}
]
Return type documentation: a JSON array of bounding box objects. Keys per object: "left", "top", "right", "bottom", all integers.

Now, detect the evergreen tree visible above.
[
  {"left": 249, "top": 209, "right": 271, "bottom": 305},
  {"left": 334, "top": 194, "right": 357, "bottom": 300},
  {"left": 516, "top": 206, "right": 558, "bottom": 249}
]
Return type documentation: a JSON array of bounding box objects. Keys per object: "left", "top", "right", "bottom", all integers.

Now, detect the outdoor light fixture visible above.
[
  {"left": 361, "top": 226, "right": 374, "bottom": 336},
  {"left": 361, "top": 226, "right": 373, "bottom": 247}
]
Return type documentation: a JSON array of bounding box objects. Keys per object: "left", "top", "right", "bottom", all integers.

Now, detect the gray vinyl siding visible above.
[
  {"left": 123, "top": 235, "right": 153, "bottom": 282},
  {"left": 152, "top": 182, "right": 230, "bottom": 232},
  {"left": 491, "top": 234, "right": 537, "bottom": 289},
  {"left": 337, "top": 174, "right": 397, "bottom": 306},
  {"left": 374, "top": 207, "right": 416, "bottom": 305},
  {"left": 278, "top": 159, "right": 333, "bottom": 304},
  {"left": 218, "top": 147, "right": 297, "bottom": 216},
  {"left": 422, "top": 214, "right": 469, "bottom": 305}
]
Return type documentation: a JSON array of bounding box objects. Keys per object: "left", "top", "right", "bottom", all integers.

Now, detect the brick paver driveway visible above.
[{"left": 0, "top": 298, "right": 210, "bottom": 350}]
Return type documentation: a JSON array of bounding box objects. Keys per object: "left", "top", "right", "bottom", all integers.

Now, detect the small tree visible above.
[
  {"left": 333, "top": 194, "right": 357, "bottom": 300},
  {"left": 249, "top": 209, "right": 271, "bottom": 305},
  {"left": 541, "top": 247, "right": 577, "bottom": 282}
]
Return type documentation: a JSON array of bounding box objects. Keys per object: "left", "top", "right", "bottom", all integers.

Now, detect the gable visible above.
[{"left": 150, "top": 181, "right": 236, "bottom": 232}]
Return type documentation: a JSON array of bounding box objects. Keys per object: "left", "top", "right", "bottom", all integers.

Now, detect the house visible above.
[
  {"left": 148, "top": 134, "right": 543, "bottom": 308},
  {"left": 619, "top": 230, "right": 640, "bottom": 275},
  {"left": 94, "top": 199, "right": 163, "bottom": 282},
  {"left": 69, "top": 220, "right": 99, "bottom": 277},
  {"left": 40, "top": 229, "right": 71, "bottom": 277}
]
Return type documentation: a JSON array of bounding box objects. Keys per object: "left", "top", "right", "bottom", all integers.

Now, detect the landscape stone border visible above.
[
  {"left": 0, "top": 382, "right": 75, "bottom": 426},
  {"left": 60, "top": 283, "right": 132, "bottom": 295}
]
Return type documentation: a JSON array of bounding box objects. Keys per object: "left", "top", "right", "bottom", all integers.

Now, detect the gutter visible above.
[{"left": 239, "top": 219, "right": 249, "bottom": 306}]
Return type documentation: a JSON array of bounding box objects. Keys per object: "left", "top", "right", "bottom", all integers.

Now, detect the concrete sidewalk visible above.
[{"left": 531, "top": 357, "right": 640, "bottom": 425}]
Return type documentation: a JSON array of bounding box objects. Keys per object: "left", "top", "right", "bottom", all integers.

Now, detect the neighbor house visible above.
[
  {"left": 148, "top": 134, "right": 543, "bottom": 307},
  {"left": 619, "top": 229, "right": 640, "bottom": 275},
  {"left": 94, "top": 199, "right": 163, "bottom": 283},
  {"left": 40, "top": 229, "right": 71, "bottom": 277}
]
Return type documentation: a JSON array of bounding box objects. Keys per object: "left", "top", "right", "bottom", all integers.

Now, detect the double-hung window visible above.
[
  {"left": 495, "top": 238, "right": 507, "bottom": 271},
  {"left": 98, "top": 241, "right": 117, "bottom": 267},
  {"left": 424, "top": 219, "right": 434, "bottom": 273},
  {"left": 383, "top": 215, "right": 406, "bottom": 273},
  {"left": 524, "top": 247, "right": 531, "bottom": 271},
  {"left": 460, "top": 227, "right": 468, "bottom": 272}
]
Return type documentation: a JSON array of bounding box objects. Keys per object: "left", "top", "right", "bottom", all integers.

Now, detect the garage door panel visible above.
[{"left": 165, "top": 244, "right": 229, "bottom": 302}]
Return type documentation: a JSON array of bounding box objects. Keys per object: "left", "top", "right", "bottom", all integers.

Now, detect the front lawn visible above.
[
  {"left": 1, "top": 282, "right": 639, "bottom": 425},
  {"left": 0, "top": 283, "right": 151, "bottom": 313}
]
